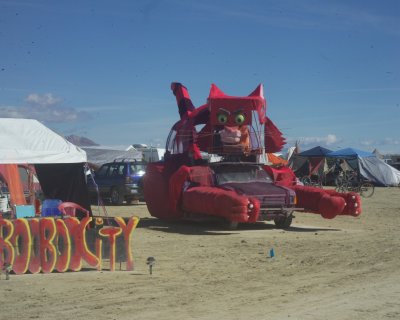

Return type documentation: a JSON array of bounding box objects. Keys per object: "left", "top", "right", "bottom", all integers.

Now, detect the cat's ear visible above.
[
  {"left": 248, "top": 84, "right": 264, "bottom": 99},
  {"left": 209, "top": 84, "right": 226, "bottom": 98}
]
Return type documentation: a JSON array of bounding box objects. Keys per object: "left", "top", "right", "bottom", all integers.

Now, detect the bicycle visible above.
[
  {"left": 300, "top": 175, "right": 323, "bottom": 188},
  {"left": 335, "top": 171, "right": 374, "bottom": 198}
]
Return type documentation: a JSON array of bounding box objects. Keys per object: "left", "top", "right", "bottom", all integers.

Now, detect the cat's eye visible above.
[
  {"left": 235, "top": 113, "right": 245, "bottom": 125},
  {"left": 217, "top": 113, "right": 228, "bottom": 124}
]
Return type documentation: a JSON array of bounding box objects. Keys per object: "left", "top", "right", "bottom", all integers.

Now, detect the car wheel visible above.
[
  {"left": 274, "top": 214, "right": 293, "bottom": 229},
  {"left": 138, "top": 177, "right": 144, "bottom": 196},
  {"left": 110, "top": 187, "right": 123, "bottom": 205},
  {"left": 126, "top": 198, "right": 139, "bottom": 205},
  {"left": 222, "top": 219, "right": 239, "bottom": 230}
]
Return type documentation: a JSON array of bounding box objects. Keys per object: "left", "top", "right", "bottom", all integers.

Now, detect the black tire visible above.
[
  {"left": 110, "top": 187, "right": 123, "bottom": 205},
  {"left": 360, "top": 182, "right": 374, "bottom": 198},
  {"left": 274, "top": 214, "right": 293, "bottom": 229},
  {"left": 126, "top": 198, "right": 139, "bottom": 205},
  {"left": 222, "top": 220, "right": 239, "bottom": 230},
  {"left": 138, "top": 177, "right": 144, "bottom": 195}
]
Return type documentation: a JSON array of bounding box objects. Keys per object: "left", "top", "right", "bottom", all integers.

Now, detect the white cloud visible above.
[
  {"left": 325, "top": 134, "right": 338, "bottom": 145},
  {"left": 360, "top": 139, "right": 375, "bottom": 147},
  {"left": 285, "top": 134, "right": 342, "bottom": 151},
  {"left": 0, "top": 93, "right": 90, "bottom": 123},
  {"left": 361, "top": 138, "right": 400, "bottom": 147},
  {"left": 381, "top": 138, "right": 400, "bottom": 146},
  {"left": 299, "top": 134, "right": 340, "bottom": 146},
  {"left": 25, "top": 93, "right": 61, "bottom": 108}
]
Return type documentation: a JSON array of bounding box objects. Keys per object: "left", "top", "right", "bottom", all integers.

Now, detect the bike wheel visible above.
[
  {"left": 360, "top": 182, "right": 374, "bottom": 198},
  {"left": 313, "top": 180, "right": 323, "bottom": 189},
  {"left": 335, "top": 184, "right": 347, "bottom": 193},
  {"left": 301, "top": 176, "right": 311, "bottom": 186},
  {"left": 335, "top": 176, "right": 344, "bottom": 188}
]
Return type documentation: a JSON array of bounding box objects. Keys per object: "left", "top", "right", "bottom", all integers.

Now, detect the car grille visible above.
[
  {"left": 220, "top": 182, "right": 289, "bottom": 208},
  {"left": 257, "top": 193, "right": 287, "bottom": 208}
]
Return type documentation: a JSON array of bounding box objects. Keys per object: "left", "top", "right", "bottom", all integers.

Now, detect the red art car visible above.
[{"left": 144, "top": 83, "right": 361, "bottom": 228}]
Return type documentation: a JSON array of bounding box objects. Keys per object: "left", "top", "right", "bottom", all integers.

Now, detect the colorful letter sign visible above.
[{"left": 0, "top": 216, "right": 139, "bottom": 274}]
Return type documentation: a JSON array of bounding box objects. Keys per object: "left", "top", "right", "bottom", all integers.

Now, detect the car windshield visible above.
[
  {"left": 214, "top": 165, "right": 273, "bottom": 185},
  {"left": 129, "top": 163, "right": 146, "bottom": 174}
]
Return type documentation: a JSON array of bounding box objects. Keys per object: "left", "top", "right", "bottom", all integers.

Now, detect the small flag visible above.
[{"left": 269, "top": 248, "right": 275, "bottom": 258}]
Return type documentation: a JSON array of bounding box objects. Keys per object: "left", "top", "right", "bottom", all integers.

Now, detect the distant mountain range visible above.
[{"left": 65, "top": 134, "right": 99, "bottom": 147}]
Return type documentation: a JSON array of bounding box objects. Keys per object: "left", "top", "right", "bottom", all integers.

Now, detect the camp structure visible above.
[
  {"left": 267, "top": 153, "right": 288, "bottom": 166},
  {"left": 0, "top": 118, "right": 91, "bottom": 214},
  {"left": 126, "top": 144, "right": 165, "bottom": 162},
  {"left": 288, "top": 146, "right": 333, "bottom": 183},
  {"left": 82, "top": 146, "right": 143, "bottom": 169},
  {"left": 327, "top": 147, "right": 400, "bottom": 186}
]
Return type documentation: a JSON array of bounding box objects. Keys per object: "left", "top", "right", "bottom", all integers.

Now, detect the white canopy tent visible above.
[
  {"left": 0, "top": 118, "right": 91, "bottom": 214},
  {"left": 0, "top": 118, "right": 86, "bottom": 164}
]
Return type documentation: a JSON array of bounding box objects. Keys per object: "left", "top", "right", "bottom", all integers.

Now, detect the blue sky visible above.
[{"left": 1, "top": 0, "right": 399, "bottom": 154}]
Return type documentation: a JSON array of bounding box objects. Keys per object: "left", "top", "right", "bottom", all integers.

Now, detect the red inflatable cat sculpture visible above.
[{"left": 144, "top": 83, "right": 361, "bottom": 228}]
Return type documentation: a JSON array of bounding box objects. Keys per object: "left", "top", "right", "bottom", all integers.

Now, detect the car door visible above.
[
  {"left": 94, "top": 164, "right": 111, "bottom": 195},
  {"left": 106, "top": 163, "right": 126, "bottom": 195}
]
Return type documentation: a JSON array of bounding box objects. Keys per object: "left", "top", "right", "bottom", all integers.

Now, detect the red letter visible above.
[
  {"left": 64, "top": 217, "right": 82, "bottom": 271},
  {"left": 55, "top": 218, "right": 71, "bottom": 272},
  {"left": 99, "top": 227, "right": 122, "bottom": 271},
  {"left": 95, "top": 236, "right": 103, "bottom": 271},
  {"left": 28, "top": 218, "right": 41, "bottom": 274},
  {"left": 40, "top": 218, "right": 57, "bottom": 273},
  {"left": 78, "top": 216, "right": 99, "bottom": 268},
  {"left": 0, "top": 218, "right": 15, "bottom": 268},
  {"left": 115, "top": 217, "right": 139, "bottom": 271},
  {"left": 10, "top": 218, "right": 31, "bottom": 274}
]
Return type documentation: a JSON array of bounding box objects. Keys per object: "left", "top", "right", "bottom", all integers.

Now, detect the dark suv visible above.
[{"left": 88, "top": 160, "right": 146, "bottom": 205}]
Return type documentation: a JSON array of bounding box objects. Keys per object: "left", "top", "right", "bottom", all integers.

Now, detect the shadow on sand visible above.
[{"left": 136, "top": 217, "right": 341, "bottom": 235}]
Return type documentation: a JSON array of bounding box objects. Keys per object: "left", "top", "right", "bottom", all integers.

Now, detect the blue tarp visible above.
[
  {"left": 327, "top": 147, "right": 374, "bottom": 158},
  {"left": 298, "top": 146, "right": 333, "bottom": 157}
]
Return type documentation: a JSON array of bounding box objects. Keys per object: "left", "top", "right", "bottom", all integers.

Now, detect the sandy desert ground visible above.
[{"left": 1, "top": 187, "right": 400, "bottom": 320}]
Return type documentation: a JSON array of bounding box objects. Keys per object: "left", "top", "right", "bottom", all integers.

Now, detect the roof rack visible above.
[{"left": 113, "top": 158, "right": 141, "bottom": 163}]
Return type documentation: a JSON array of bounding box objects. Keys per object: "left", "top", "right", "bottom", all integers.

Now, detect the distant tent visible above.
[
  {"left": 127, "top": 145, "right": 166, "bottom": 162},
  {"left": 327, "top": 147, "right": 400, "bottom": 186},
  {"left": 267, "top": 153, "right": 288, "bottom": 166},
  {"left": 297, "top": 146, "right": 333, "bottom": 157},
  {"left": 286, "top": 140, "right": 300, "bottom": 161},
  {"left": 372, "top": 148, "right": 384, "bottom": 159},
  {"left": 328, "top": 147, "right": 374, "bottom": 158},
  {"left": 82, "top": 147, "right": 142, "bottom": 169},
  {"left": 288, "top": 146, "right": 332, "bottom": 179},
  {"left": 286, "top": 147, "right": 297, "bottom": 161}
]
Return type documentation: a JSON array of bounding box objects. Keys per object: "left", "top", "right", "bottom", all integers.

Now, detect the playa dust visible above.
[{"left": 1, "top": 187, "right": 400, "bottom": 320}]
